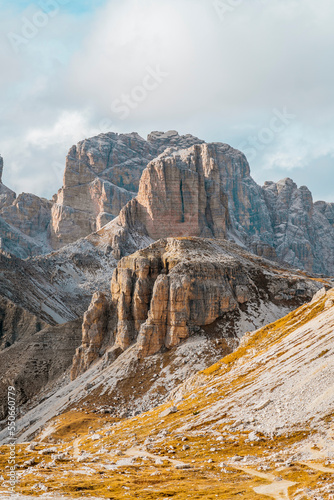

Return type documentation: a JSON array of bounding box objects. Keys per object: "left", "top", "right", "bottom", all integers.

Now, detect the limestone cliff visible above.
[
  {"left": 71, "top": 237, "right": 324, "bottom": 379},
  {"left": 1, "top": 132, "right": 334, "bottom": 275},
  {"left": 105, "top": 142, "right": 334, "bottom": 275},
  {"left": 0, "top": 156, "right": 52, "bottom": 258},
  {"left": 0, "top": 156, "right": 16, "bottom": 209},
  {"left": 70, "top": 292, "right": 109, "bottom": 379},
  {"left": 50, "top": 131, "right": 203, "bottom": 249},
  {"left": 262, "top": 178, "right": 334, "bottom": 275},
  {"left": 0, "top": 193, "right": 52, "bottom": 238}
]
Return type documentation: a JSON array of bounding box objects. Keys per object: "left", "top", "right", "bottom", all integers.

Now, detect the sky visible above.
[{"left": 0, "top": 0, "right": 333, "bottom": 201}]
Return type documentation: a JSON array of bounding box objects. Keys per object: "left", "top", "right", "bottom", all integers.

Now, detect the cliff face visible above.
[
  {"left": 50, "top": 131, "right": 203, "bottom": 249},
  {"left": 133, "top": 144, "right": 230, "bottom": 239},
  {"left": 0, "top": 156, "right": 52, "bottom": 258},
  {"left": 71, "top": 237, "right": 323, "bottom": 379},
  {"left": 1, "top": 132, "right": 334, "bottom": 274},
  {"left": 108, "top": 142, "right": 334, "bottom": 275},
  {"left": 262, "top": 178, "right": 334, "bottom": 274},
  {"left": 0, "top": 193, "right": 52, "bottom": 238},
  {"left": 0, "top": 156, "right": 16, "bottom": 210}
]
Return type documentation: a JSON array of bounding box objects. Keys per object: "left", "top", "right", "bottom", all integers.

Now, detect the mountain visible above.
[
  {"left": 1, "top": 287, "right": 333, "bottom": 499},
  {"left": 50, "top": 130, "right": 204, "bottom": 249},
  {"left": 1, "top": 131, "right": 334, "bottom": 274},
  {"left": 71, "top": 236, "right": 325, "bottom": 379},
  {"left": 0, "top": 155, "right": 53, "bottom": 258},
  {"left": 103, "top": 141, "right": 334, "bottom": 275},
  {"left": 0, "top": 130, "right": 334, "bottom": 499},
  {"left": 0, "top": 237, "right": 327, "bottom": 431}
]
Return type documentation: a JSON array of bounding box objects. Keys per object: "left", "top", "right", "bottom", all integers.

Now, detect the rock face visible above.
[
  {"left": 1, "top": 132, "right": 334, "bottom": 274},
  {"left": 262, "top": 179, "right": 334, "bottom": 274},
  {"left": 0, "top": 156, "right": 16, "bottom": 209},
  {"left": 0, "top": 193, "right": 52, "bottom": 238},
  {"left": 0, "top": 296, "right": 47, "bottom": 350},
  {"left": 71, "top": 237, "right": 324, "bottom": 378},
  {"left": 50, "top": 131, "right": 203, "bottom": 249},
  {"left": 133, "top": 144, "right": 230, "bottom": 239},
  {"left": 106, "top": 142, "right": 334, "bottom": 275},
  {"left": 0, "top": 156, "right": 52, "bottom": 258},
  {"left": 71, "top": 292, "right": 109, "bottom": 380}
]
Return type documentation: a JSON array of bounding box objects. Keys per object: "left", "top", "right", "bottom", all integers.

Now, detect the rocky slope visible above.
[
  {"left": 1, "top": 289, "right": 334, "bottom": 499},
  {"left": 0, "top": 318, "right": 82, "bottom": 422},
  {"left": 0, "top": 296, "right": 47, "bottom": 350},
  {"left": 0, "top": 235, "right": 118, "bottom": 326},
  {"left": 0, "top": 238, "right": 328, "bottom": 441}
]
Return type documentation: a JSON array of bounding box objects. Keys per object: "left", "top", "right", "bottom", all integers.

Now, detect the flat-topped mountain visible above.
[
  {"left": 0, "top": 131, "right": 333, "bottom": 275},
  {"left": 95, "top": 140, "right": 334, "bottom": 275}
]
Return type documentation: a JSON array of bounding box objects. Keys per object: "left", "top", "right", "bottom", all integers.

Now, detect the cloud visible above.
[{"left": 0, "top": 0, "right": 334, "bottom": 201}]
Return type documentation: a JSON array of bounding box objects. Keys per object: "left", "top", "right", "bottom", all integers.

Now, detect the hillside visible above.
[
  {"left": 1, "top": 288, "right": 334, "bottom": 499},
  {"left": 0, "top": 236, "right": 326, "bottom": 433}
]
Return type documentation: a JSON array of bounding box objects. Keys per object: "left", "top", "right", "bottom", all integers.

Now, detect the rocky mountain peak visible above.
[
  {"left": 147, "top": 130, "right": 204, "bottom": 152},
  {"left": 0, "top": 131, "right": 333, "bottom": 274}
]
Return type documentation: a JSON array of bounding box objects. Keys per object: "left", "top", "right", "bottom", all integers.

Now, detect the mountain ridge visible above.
[{"left": 1, "top": 131, "right": 334, "bottom": 275}]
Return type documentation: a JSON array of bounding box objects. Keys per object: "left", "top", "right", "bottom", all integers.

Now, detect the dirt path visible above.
[
  {"left": 125, "top": 446, "right": 188, "bottom": 467},
  {"left": 72, "top": 437, "right": 81, "bottom": 459},
  {"left": 299, "top": 461, "right": 334, "bottom": 474},
  {"left": 232, "top": 465, "right": 296, "bottom": 500}
]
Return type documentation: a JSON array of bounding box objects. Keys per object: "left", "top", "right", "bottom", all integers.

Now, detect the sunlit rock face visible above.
[
  {"left": 71, "top": 237, "right": 322, "bottom": 378},
  {"left": 1, "top": 131, "right": 334, "bottom": 275},
  {"left": 49, "top": 131, "right": 203, "bottom": 249}
]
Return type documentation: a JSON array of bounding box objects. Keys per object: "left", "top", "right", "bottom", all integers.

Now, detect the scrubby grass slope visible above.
[{"left": 1, "top": 289, "right": 334, "bottom": 499}]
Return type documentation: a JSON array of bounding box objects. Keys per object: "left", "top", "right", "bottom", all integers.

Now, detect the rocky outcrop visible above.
[
  {"left": 71, "top": 237, "right": 325, "bottom": 378},
  {"left": 104, "top": 142, "right": 334, "bottom": 275},
  {"left": 106, "top": 142, "right": 269, "bottom": 258},
  {"left": 262, "top": 179, "right": 334, "bottom": 274},
  {"left": 0, "top": 156, "right": 52, "bottom": 257},
  {"left": 132, "top": 144, "right": 230, "bottom": 239},
  {"left": 71, "top": 292, "right": 109, "bottom": 380},
  {"left": 0, "top": 156, "right": 16, "bottom": 210},
  {"left": 50, "top": 131, "right": 203, "bottom": 249},
  {"left": 0, "top": 193, "right": 52, "bottom": 238}
]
